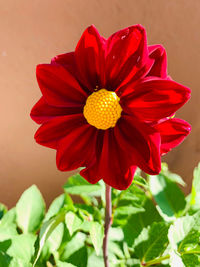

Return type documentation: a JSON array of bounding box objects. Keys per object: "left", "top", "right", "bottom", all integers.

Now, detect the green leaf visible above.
[
  {"left": 168, "top": 214, "right": 198, "bottom": 251},
  {"left": 161, "top": 162, "right": 186, "bottom": 186},
  {"left": 179, "top": 231, "right": 200, "bottom": 253},
  {"left": 75, "top": 203, "right": 94, "bottom": 218},
  {"left": 133, "top": 222, "right": 169, "bottom": 262},
  {"left": 65, "top": 211, "right": 83, "bottom": 236},
  {"left": 0, "top": 252, "right": 32, "bottom": 267},
  {"left": 114, "top": 206, "right": 144, "bottom": 217},
  {"left": 0, "top": 203, "right": 7, "bottom": 220},
  {"left": 60, "top": 232, "right": 86, "bottom": 261},
  {"left": 125, "top": 184, "right": 147, "bottom": 206},
  {"left": 57, "top": 261, "right": 77, "bottom": 267},
  {"left": 89, "top": 222, "right": 104, "bottom": 255},
  {"left": 0, "top": 252, "right": 12, "bottom": 267},
  {"left": 109, "top": 227, "right": 124, "bottom": 242},
  {"left": 113, "top": 186, "right": 146, "bottom": 226},
  {"left": 60, "top": 233, "right": 88, "bottom": 266},
  {"left": 133, "top": 175, "right": 148, "bottom": 189},
  {"left": 9, "top": 258, "right": 32, "bottom": 267},
  {"left": 67, "top": 246, "right": 88, "bottom": 267},
  {"left": 123, "top": 242, "right": 131, "bottom": 259},
  {"left": 6, "top": 234, "right": 36, "bottom": 262},
  {"left": 33, "top": 212, "right": 65, "bottom": 266},
  {"left": 0, "top": 240, "right": 12, "bottom": 253},
  {"left": 0, "top": 210, "right": 17, "bottom": 247},
  {"left": 123, "top": 197, "right": 162, "bottom": 246},
  {"left": 0, "top": 208, "right": 16, "bottom": 226},
  {"left": 149, "top": 174, "right": 186, "bottom": 217},
  {"left": 108, "top": 241, "right": 124, "bottom": 259},
  {"left": 87, "top": 250, "right": 104, "bottom": 267},
  {"left": 45, "top": 222, "right": 64, "bottom": 253},
  {"left": 0, "top": 224, "right": 17, "bottom": 242},
  {"left": 78, "top": 221, "right": 93, "bottom": 232},
  {"left": 16, "top": 185, "right": 45, "bottom": 233},
  {"left": 99, "top": 180, "right": 106, "bottom": 205},
  {"left": 165, "top": 173, "right": 186, "bottom": 187},
  {"left": 190, "top": 163, "right": 200, "bottom": 211},
  {"left": 64, "top": 174, "right": 101, "bottom": 196},
  {"left": 181, "top": 254, "right": 200, "bottom": 267},
  {"left": 168, "top": 211, "right": 200, "bottom": 267},
  {"left": 45, "top": 194, "right": 66, "bottom": 221}
]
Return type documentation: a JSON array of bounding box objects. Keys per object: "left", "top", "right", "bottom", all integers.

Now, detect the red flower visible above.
[{"left": 31, "top": 25, "right": 191, "bottom": 190}]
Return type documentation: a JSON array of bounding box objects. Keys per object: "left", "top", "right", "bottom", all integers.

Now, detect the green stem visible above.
[
  {"left": 181, "top": 250, "right": 200, "bottom": 255},
  {"left": 112, "top": 190, "right": 125, "bottom": 217},
  {"left": 142, "top": 248, "right": 200, "bottom": 267},
  {"left": 142, "top": 255, "right": 170, "bottom": 266}
]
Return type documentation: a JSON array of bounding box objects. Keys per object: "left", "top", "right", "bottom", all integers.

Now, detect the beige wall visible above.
[{"left": 0, "top": 0, "right": 199, "bottom": 208}]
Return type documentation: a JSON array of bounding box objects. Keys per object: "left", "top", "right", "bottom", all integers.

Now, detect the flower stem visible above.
[
  {"left": 142, "top": 254, "right": 170, "bottom": 266},
  {"left": 103, "top": 184, "right": 112, "bottom": 267}
]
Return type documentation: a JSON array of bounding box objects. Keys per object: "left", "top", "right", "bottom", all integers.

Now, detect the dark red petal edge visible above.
[
  {"left": 147, "top": 45, "right": 167, "bottom": 78},
  {"left": 30, "top": 97, "right": 83, "bottom": 124},
  {"left": 154, "top": 118, "right": 191, "bottom": 155},
  {"left": 75, "top": 25, "right": 106, "bottom": 90},
  {"left": 36, "top": 64, "right": 87, "bottom": 107}
]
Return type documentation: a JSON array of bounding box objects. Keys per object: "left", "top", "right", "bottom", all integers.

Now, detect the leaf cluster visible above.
[{"left": 0, "top": 163, "right": 200, "bottom": 267}]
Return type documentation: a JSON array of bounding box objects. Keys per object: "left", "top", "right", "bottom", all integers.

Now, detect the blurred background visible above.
[{"left": 0, "top": 0, "right": 199, "bottom": 208}]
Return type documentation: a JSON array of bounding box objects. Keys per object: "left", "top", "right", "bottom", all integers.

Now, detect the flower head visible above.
[{"left": 31, "top": 25, "right": 191, "bottom": 190}]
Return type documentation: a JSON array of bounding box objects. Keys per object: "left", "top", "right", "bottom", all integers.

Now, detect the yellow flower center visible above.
[{"left": 83, "top": 89, "right": 122, "bottom": 130}]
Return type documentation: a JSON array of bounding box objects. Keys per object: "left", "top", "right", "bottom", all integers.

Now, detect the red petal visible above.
[
  {"left": 30, "top": 97, "right": 83, "bottom": 124},
  {"left": 75, "top": 25, "right": 106, "bottom": 90},
  {"left": 83, "top": 115, "right": 161, "bottom": 189},
  {"left": 147, "top": 45, "right": 167, "bottom": 78},
  {"left": 154, "top": 118, "right": 191, "bottom": 155},
  {"left": 80, "top": 130, "right": 104, "bottom": 184},
  {"left": 100, "top": 130, "right": 137, "bottom": 190},
  {"left": 56, "top": 123, "right": 97, "bottom": 171},
  {"left": 82, "top": 129, "right": 137, "bottom": 190},
  {"left": 115, "top": 116, "right": 161, "bottom": 175},
  {"left": 34, "top": 114, "right": 85, "bottom": 149},
  {"left": 51, "top": 52, "right": 77, "bottom": 75},
  {"left": 122, "top": 78, "right": 191, "bottom": 121},
  {"left": 80, "top": 164, "right": 101, "bottom": 185},
  {"left": 51, "top": 52, "right": 90, "bottom": 94},
  {"left": 36, "top": 64, "right": 87, "bottom": 107},
  {"left": 105, "top": 25, "right": 150, "bottom": 89}
]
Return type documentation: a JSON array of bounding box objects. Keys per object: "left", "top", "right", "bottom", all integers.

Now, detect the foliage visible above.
[{"left": 0, "top": 163, "right": 200, "bottom": 266}]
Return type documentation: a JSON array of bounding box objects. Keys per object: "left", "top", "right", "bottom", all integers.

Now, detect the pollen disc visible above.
[{"left": 83, "top": 89, "right": 122, "bottom": 130}]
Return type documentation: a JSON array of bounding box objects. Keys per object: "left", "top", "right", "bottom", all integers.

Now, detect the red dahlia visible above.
[{"left": 31, "top": 25, "right": 191, "bottom": 190}]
